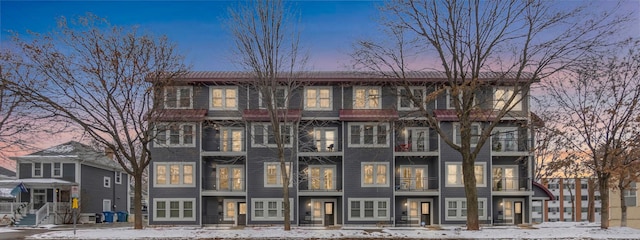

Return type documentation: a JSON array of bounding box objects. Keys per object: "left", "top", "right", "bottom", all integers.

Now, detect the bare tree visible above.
[
  {"left": 7, "top": 14, "right": 188, "bottom": 229},
  {"left": 608, "top": 140, "right": 640, "bottom": 227},
  {"left": 351, "top": 0, "right": 630, "bottom": 230},
  {"left": 545, "top": 40, "right": 640, "bottom": 229},
  {"left": 227, "top": 0, "right": 307, "bottom": 230}
]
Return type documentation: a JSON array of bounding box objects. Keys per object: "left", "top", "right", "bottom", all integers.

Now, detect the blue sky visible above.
[{"left": 1, "top": 1, "right": 381, "bottom": 71}]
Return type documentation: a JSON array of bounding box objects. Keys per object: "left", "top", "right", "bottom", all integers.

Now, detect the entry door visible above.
[
  {"left": 237, "top": 202, "right": 247, "bottom": 226},
  {"left": 420, "top": 202, "right": 431, "bottom": 226},
  {"left": 324, "top": 202, "right": 334, "bottom": 226},
  {"left": 33, "top": 189, "right": 46, "bottom": 210},
  {"left": 503, "top": 200, "right": 514, "bottom": 224},
  {"left": 514, "top": 201, "right": 523, "bottom": 225}
]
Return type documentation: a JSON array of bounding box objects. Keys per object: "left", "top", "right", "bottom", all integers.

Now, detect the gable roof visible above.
[
  {"left": 0, "top": 166, "right": 15, "bottom": 179},
  {"left": 14, "top": 141, "right": 123, "bottom": 171}
]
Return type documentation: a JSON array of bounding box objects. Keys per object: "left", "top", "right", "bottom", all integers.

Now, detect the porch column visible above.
[{"left": 53, "top": 187, "right": 58, "bottom": 225}]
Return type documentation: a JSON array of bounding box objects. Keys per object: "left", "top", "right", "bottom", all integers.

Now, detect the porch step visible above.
[{"left": 15, "top": 213, "right": 36, "bottom": 226}]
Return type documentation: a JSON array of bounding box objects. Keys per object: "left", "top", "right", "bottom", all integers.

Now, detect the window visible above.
[
  {"left": 581, "top": 183, "right": 588, "bottom": 189},
  {"left": 223, "top": 199, "right": 241, "bottom": 221},
  {"left": 397, "top": 127, "right": 429, "bottom": 152},
  {"left": 154, "top": 162, "right": 195, "bottom": 187},
  {"left": 492, "top": 127, "right": 519, "bottom": 152},
  {"left": 548, "top": 183, "right": 559, "bottom": 189},
  {"left": 398, "top": 87, "right": 425, "bottom": 110},
  {"left": 624, "top": 182, "right": 637, "bottom": 207},
  {"left": 251, "top": 198, "right": 294, "bottom": 221},
  {"left": 52, "top": 162, "right": 62, "bottom": 177},
  {"left": 220, "top": 128, "right": 244, "bottom": 152},
  {"left": 348, "top": 198, "right": 389, "bottom": 220},
  {"left": 445, "top": 198, "right": 486, "bottom": 221},
  {"left": 447, "top": 88, "right": 475, "bottom": 109},
  {"left": 252, "top": 123, "right": 293, "bottom": 148},
  {"left": 581, "top": 196, "right": 588, "bottom": 201},
  {"left": 398, "top": 165, "right": 428, "bottom": 190},
  {"left": 259, "top": 87, "right": 288, "bottom": 109},
  {"left": 210, "top": 86, "right": 238, "bottom": 110},
  {"left": 446, "top": 163, "right": 486, "bottom": 187},
  {"left": 307, "top": 165, "right": 336, "bottom": 190},
  {"left": 217, "top": 165, "right": 244, "bottom": 191},
  {"left": 348, "top": 123, "right": 389, "bottom": 147},
  {"left": 155, "top": 123, "right": 196, "bottom": 147},
  {"left": 353, "top": 86, "right": 380, "bottom": 109},
  {"left": 361, "top": 162, "right": 389, "bottom": 187},
  {"left": 154, "top": 198, "right": 195, "bottom": 221},
  {"left": 492, "top": 166, "right": 518, "bottom": 190},
  {"left": 453, "top": 123, "right": 481, "bottom": 147},
  {"left": 104, "top": 177, "right": 111, "bottom": 188},
  {"left": 33, "top": 162, "right": 42, "bottom": 177},
  {"left": 313, "top": 128, "right": 337, "bottom": 152},
  {"left": 494, "top": 87, "right": 522, "bottom": 111},
  {"left": 115, "top": 171, "right": 122, "bottom": 184},
  {"left": 264, "top": 162, "right": 292, "bottom": 187},
  {"left": 305, "top": 87, "right": 332, "bottom": 110},
  {"left": 164, "top": 86, "right": 192, "bottom": 109}
]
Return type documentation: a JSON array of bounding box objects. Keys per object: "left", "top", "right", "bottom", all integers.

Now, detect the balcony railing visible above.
[
  {"left": 202, "top": 177, "right": 245, "bottom": 191},
  {"left": 395, "top": 177, "right": 439, "bottom": 191},
  {"left": 492, "top": 177, "right": 531, "bottom": 191},
  {"left": 492, "top": 137, "right": 530, "bottom": 152},
  {"left": 299, "top": 177, "right": 340, "bottom": 192}
]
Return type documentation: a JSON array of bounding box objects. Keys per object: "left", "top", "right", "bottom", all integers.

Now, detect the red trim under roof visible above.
[
  {"left": 243, "top": 109, "right": 302, "bottom": 121},
  {"left": 339, "top": 109, "right": 398, "bottom": 121},
  {"left": 532, "top": 181, "right": 555, "bottom": 200},
  {"left": 433, "top": 109, "right": 497, "bottom": 122},
  {"left": 150, "top": 109, "right": 207, "bottom": 122}
]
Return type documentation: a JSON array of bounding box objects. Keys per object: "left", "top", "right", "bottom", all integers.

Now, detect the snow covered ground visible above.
[{"left": 4, "top": 222, "right": 638, "bottom": 239}]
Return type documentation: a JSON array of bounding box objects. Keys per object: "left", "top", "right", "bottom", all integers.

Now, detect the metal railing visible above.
[
  {"left": 395, "top": 177, "right": 439, "bottom": 191},
  {"left": 300, "top": 176, "right": 340, "bottom": 191},
  {"left": 35, "top": 202, "right": 49, "bottom": 226},
  {"left": 492, "top": 177, "right": 531, "bottom": 191},
  {"left": 202, "top": 177, "right": 245, "bottom": 191}
]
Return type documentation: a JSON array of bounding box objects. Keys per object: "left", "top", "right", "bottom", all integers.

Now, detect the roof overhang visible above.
[
  {"left": 339, "top": 109, "right": 399, "bottom": 121},
  {"left": 433, "top": 109, "right": 497, "bottom": 122},
  {"left": 149, "top": 109, "right": 208, "bottom": 122},
  {"left": 0, "top": 179, "right": 78, "bottom": 188},
  {"left": 532, "top": 181, "right": 555, "bottom": 200},
  {"left": 242, "top": 109, "right": 302, "bottom": 121}
]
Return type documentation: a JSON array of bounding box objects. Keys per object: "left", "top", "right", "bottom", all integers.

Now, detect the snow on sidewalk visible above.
[{"left": 25, "top": 222, "right": 640, "bottom": 239}]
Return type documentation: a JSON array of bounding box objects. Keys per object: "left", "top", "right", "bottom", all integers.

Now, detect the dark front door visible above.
[
  {"left": 237, "top": 202, "right": 247, "bottom": 226},
  {"left": 420, "top": 202, "right": 430, "bottom": 226},
  {"left": 323, "top": 202, "right": 334, "bottom": 226},
  {"left": 514, "top": 201, "right": 523, "bottom": 225}
]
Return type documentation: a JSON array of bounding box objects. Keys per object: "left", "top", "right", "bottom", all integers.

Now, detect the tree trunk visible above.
[
  {"left": 598, "top": 176, "right": 610, "bottom": 229},
  {"left": 134, "top": 171, "right": 143, "bottom": 229},
  {"left": 618, "top": 181, "right": 627, "bottom": 227},
  {"left": 462, "top": 152, "right": 479, "bottom": 230},
  {"left": 588, "top": 178, "right": 595, "bottom": 222},
  {"left": 279, "top": 149, "right": 291, "bottom": 231}
]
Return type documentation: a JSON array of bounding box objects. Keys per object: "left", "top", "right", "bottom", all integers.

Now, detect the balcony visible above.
[
  {"left": 298, "top": 176, "right": 341, "bottom": 196},
  {"left": 394, "top": 177, "right": 439, "bottom": 195},
  {"left": 491, "top": 135, "right": 530, "bottom": 156},
  {"left": 202, "top": 177, "right": 246, "bottom": 196},
  {"left": 492, "top": 177, "right": 531, "bottom": 194}
]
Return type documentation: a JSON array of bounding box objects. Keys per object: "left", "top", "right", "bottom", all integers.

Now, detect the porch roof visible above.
[{"left": 0, "top": 179, "right": 78, "bottom": 189}]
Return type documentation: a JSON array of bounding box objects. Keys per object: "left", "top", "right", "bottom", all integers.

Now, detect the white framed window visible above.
[
  {"left": 252, "top": 123, "right": 293, "bottom": 148},
  {"left": 398, "top": 87, "right": 425, "bottom": 110},
  {"left": 154, "top": 162, "right": 195, "bottom": 187},
  {"left": 445, "top": 162, "right": 486, "bottom": 187},
  {"left": 398, "top": 165, "right": 428, "bottom": 190},
  {"left": 445, "top": 198, "right": 487, "bottom": 221},
  {"left": 308, "top": 165, "right": 336, "bottom": 190},
  {"left": 164, "top": 86, "right": 192, "bottom": 109},
  {"left": 155, "top": 123, "right": 196, "bottom": 147},
  {"left": 33, "top": 162, "right": 42, "bottom": 177},
  {"left": 154, "top": 198, "right": 195, "bottom": 221},
  {"left": 353, "top": 86, "right": 381, "bottom": 109},
  {"left": 314, "top": 128, "right": 337, "bottom": 152},
  {"left": 217, "top": 165, "right": 244, "bottom": 191},
  {"left": 52, "top": 162, "right": 62, "bottom": 177},
  {"left": 264, "top": 162, "right": 292, "bottom": 187},
  {"left": 103, "top": 199, "right": 112, "bottom": 212},
  {"left": 348, "top": 122, "right": 389, "bottom": 147},
  {"left": 305, "top": 87, "right": 332, "bottom": 110},
  {"left": 115, "top": 171, "right": 122, "bottom": 184},
  {"left": 492, "top": 166, "right": 518, "bottom": 190},
  {"left": 624, "top": 182, "right": 637, "bottom": 207},
  {"left": 446, "top": 87, "right": 475, "bottom": 109},
  {"left": 220, "top": 127, "right": 245, "bottom": 152},
  {"left": 223, "top": 199, "right": 240, "bottom": 221},
  {"left": 453, "top": 122, "right": 481, "bottom": 147},
  {"left": 210, "top": 86, "right": 238, "bottom": 110},
  {"left": 397, "top": 127, "right": 429, "bottom": 152},
  {"left": 251, "top": 198, "right": 294, "bottom": 221},
  {"left": 494, "top": 87, "right": 522, "bottom": 111},
  {"left": 361, "top": 162, "right": 389, "bottom": 187},
  {"left": 104, "top": 176, "right": 111, "bottom": 188},
  {"left": 492, "top": 127, "right": 519, "bottom": 152},
  {"left": 348, "top": 198, "right": 389, "bottom": 220},
  {"left": 259, "top": 87, "right": 288, "bottom": 109}
]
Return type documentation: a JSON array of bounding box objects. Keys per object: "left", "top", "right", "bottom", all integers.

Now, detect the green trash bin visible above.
[{"left": 117, "top": 211, "right": 128, "bottom": 222}]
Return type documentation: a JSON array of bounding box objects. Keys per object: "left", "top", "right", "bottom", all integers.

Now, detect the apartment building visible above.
[
  {"left": 148, "top": 71, "right": 553, "bottom": 227},
  {"left": 610, "top": 182, "right": 639, "bottom": 228},
  {"left": 537, "top": 178, "right": 602, "bottom": 223}
]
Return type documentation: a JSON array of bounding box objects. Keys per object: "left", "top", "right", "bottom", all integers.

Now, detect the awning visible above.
[
  {"left": 339, "top": 109, "right": 398, "bottom": 121},
  {"left": 433, "top": 109, "right": 497, "bottom": 122},
  {"left": 149, "top": 109, "right": 208, "bottom": 122},
  {"left": 0, "top": 179, "right": 78, "bottom": 188},
  {"left": 532, "top": 181, "right": 555, "bottom": 200},
  {"left": 242, "top": 109, "right": 302, "bottom": 121}
]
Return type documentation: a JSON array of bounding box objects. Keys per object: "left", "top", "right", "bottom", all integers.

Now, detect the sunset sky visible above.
[{"left": 1, "top": 0, "right": 639, "bottom": 170}]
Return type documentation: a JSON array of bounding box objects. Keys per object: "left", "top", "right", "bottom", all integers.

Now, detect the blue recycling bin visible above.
[
  {"left": 117, "top": 211, "right": 128, "bottom": 222},
  {"left": 103, "top": 211, "right": 114, "bottom": 223}
]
